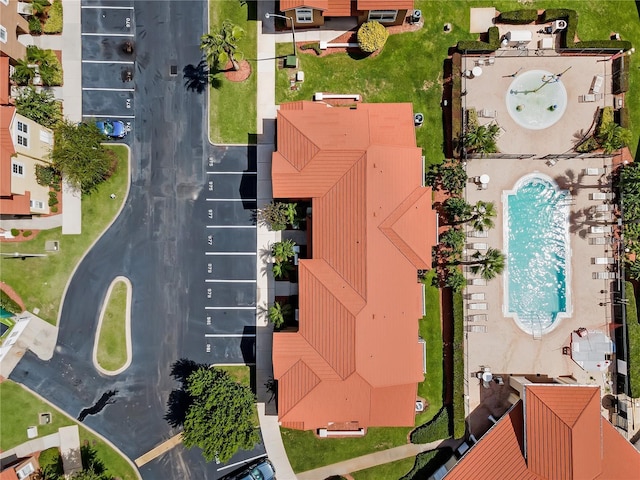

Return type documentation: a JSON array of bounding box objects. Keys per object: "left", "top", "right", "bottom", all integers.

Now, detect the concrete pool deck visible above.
[{"left": 464, "top": 151, "right": 616, "bottom": 412}]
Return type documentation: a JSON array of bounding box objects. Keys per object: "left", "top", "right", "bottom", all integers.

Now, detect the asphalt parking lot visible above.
[{"left": 10, "top": 1, "right": 263, "bottom": 478}]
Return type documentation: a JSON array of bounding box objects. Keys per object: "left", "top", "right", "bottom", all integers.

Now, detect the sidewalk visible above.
[
  {"left": 296, "top": 440, "right": 443, "bottom": 480},
  {"left": 253, "top": 4, "right": 358, "bottom": 479},
  {"left": 0, "top": 214, "right": 62, "bottom": 230},
  {"left": 27, "top": 0, "right": 83, "bottom": 235}
]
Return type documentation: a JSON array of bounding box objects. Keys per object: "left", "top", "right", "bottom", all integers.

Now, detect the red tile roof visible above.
[
  {"left": 446, "top": 385, "right": 640, "bottom": 480},
  {"left": 0, "top": 57, "right": 10, "bottom": 105},
  {"left": 280, "top": 0, "right": 413, "bottom": 16},
  {"left": 272, "top": 101, "right": 437, "bottom": 430}
]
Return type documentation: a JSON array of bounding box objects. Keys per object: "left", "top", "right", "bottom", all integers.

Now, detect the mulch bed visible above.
[
  {"left": 223, "top": 60, "right": 252, "bottom": 82},
  {"left": 0, "top": 229, "right": 40, "bottom": 243}
]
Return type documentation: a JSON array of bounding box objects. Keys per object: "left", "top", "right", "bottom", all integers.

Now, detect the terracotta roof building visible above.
[
  {"left": 271, "top": 101, "right": 437, "bottom": 431},
  {"left": 445, "top": 385, "right": 640, "bottom": 480},
  {"left": 278, "top": 0, "right": 413, "bottom": 27}
]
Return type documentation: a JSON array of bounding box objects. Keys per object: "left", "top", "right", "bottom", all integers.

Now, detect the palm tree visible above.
[
  {"left": 469, "top": 201, "right": 496, "bottom": 232},
  {"left": 268, "top": 302, "right": 293, "bottom": 328},
  {"left": 467, "top": 248, "right": 505, "bottom": 280},
  {"left": 464, "top": 123, "right": 500, "bottom": 154},
  {"left": 200, "top": 20, "right": 245, "bottom": 71},
  {"left": 598, "top": 122, "right": 632, "bottom": 154},
  {"left": 271, "top": 239, "right": 296, "bottom": 264},
  {"left": 11, "top": 59, "right": 35, "bottom": 85},
  {"left": 272, "top": 261, "right": 293, "bottom": 280}
]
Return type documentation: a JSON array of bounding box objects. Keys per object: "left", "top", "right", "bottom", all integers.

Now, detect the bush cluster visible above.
[
  {"left": 10, "top": 228, "right": 19, "bottom": 237},
  {"left": 300, "top": 43, "right": 321, "bottom": 55},
  {"left": 357, "top": 21, "right": 389, "bottom": 53},
  {"left": 596, "top": 106, "right": 615, "bottom": 140},
  {"left": 48, "top": 191, "right": 59, "bottom": 207},
  {"left": 29, "top": 16, "right": 42, "bottom": 35},
  {"left": 498, "top": 9, "right": 538, "bottom": 24},
  {"left": 458, "top": 26, "right": 500, "bottom": 52},
  {"left": 22, "top": 230, "right": 32, "bottom": 237},
  {"left": 575, "top": 136, "right": 598, "bottom": 153},
  {"left": 0, "top": 290, "right": 22, "bottom": 314},
  {"left": 35, "top": 164, "right": 61, "bottom": 188},
  {"left": 43, "top": 0, "right": 63, "bottom": 34}
]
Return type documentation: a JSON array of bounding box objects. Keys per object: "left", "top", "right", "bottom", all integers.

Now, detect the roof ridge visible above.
[
  {"left": 278, "top": 114, "right": 320, "bottom": 171},
  {"left": 278, "top": 359, "right": 322, "bottom": 417}
]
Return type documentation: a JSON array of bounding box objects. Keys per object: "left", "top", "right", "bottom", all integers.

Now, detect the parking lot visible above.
[{"left": 81, "top": 3, "right": 135, "bottom": 132}]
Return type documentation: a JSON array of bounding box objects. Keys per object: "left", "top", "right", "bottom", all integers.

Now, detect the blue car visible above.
[{"left": 96, "top": 119, "right": 127, "bottom": 139}]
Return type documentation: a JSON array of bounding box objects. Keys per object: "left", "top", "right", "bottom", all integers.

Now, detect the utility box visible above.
[{"left": 284, "top": 55, "right": 298, "bottom": 68}]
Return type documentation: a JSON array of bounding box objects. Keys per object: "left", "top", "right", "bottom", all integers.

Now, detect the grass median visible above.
[
  {"left": 208, "top": 0, "right": 257, "bottom": 144},
  {"left": 96, "top": 279, "right": 129, "bottom": 372},
  {"left": 0, "top": 380, "right": 138, "bottom": 480},
  {"left": 0, "top": 145, "right": 129, "bottom": 325}
]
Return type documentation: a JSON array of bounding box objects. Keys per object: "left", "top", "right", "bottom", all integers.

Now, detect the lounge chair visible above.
[
  {"left": 590, "top": 226, "right": 613, "bottom": 234},
  {"left": 593, "top": 272, "right": 617, "bottom": 279},
  {"left": 579, "top": 94, "right": 596, "bottom": 103},
  {"left": 592, "top": 257, "right": 615, "bottom": 265},
  {"left": 467, "top": 243, "right": 488, "bottom": 250},
  {"left": 591, "top": 74, "right": 604, "bottom": 94},
  {"left": 465, "top": 324, "right": 487, "bottom": 333},
  {"left": 596, "top": 204, "right": 612, "bottom": 212},
  {"left": 478, "top": 108, "right": 496, "bottom": 118},
  {"left": 590, "top": 192, "right": 615, "bottom": 201},
  {"left": 584, "top": 168, "right": 606, "bottom": 176},
  {"left": 467, "top": 292, "right": 486, "bottom": 301},
  {"left": 468, "top": 278, "right": 487, "bottom": 286},
  {"left": 589, "top": 237, "right": 608, "bottom": 245},
  {"left": 466, "top": 314, "right": 487, "bottom": 322},
  {"left": 468, "top": 303, "right": 488, "bottom": 310},
  {"left": 468, "top": 230, "right": 489, "bottom": 238},
  {"left": 546, "top": 158, "right": 558, "bottom": 166},
  {"left": 591, "top": 212, "right": 613, "bottom": 221}
]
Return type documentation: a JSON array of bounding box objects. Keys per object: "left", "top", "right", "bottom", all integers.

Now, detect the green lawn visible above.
[
  {"left": 217, "top": 365, "right": 251, "bottom": 387},
  {"left": 351, "top": 457, "right": 415, "bottom": 480},
  {"left": 96, "top": 280, "right": 128, "bottom": 372},
  {"left": 0, "top": 145, "right": 129, "bottom": 325},
  {"left": 281, "top": 426, "right": 411, "bottom": 473},
  {"left": 0, "top": 380, "right": 138, "bottom": 480},
  {"left": 415, "top": 274, "right": 443, "bottom": 426},
  {"left": 276, "top": 0, "right": 640, "bottom": 160},
  {"left": 208, "top": 0, "right": 257, "bottom": 144},
  {"left": 625, "top": 281, "right": 640, "bottom": 397}
]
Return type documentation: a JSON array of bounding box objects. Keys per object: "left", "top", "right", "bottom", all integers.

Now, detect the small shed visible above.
[{"left": 505, "top": 30, "right": 532, "bottom": 47}]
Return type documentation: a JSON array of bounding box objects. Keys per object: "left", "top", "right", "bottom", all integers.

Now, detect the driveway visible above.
[{"left": 10, "top": 1, "right": 262, "bottom": 478}]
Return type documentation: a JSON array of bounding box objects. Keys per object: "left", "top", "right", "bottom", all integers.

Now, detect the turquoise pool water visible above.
[
  {"left": 504, "top": 174, "right": 571, "bottom": 333},
  {"left": 0, "top": 307, "right": 13, "bottom": 318}
]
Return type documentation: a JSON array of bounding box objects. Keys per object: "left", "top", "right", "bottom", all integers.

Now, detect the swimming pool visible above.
[{"left": 503, "top": 174, "right": 572, "bottom": 334}]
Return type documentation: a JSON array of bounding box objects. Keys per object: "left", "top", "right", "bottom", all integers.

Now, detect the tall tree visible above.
[
  {"left": 200, "top": 20, "right": 245, "bottom": 71},
  {"left": 464, "top": 248, "right": 505, "bottom": 280},
  {"left": 50, "top": 121, "right": 114, "bottom": 194},
  {"left": 181, "top": 367, "right": 259, "bottom": 463},
  {"left": 15, "top": 87, "right": 62, "bottom": 128},
  {"left": 469, "top": 201, "right": 497, "bottom": 232}
]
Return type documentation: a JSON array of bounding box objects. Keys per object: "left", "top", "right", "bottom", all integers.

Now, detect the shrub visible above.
[
  {"left": 498, "top": 9, "right": 538, "bottom": 24},
  {"left": 38, "top": 447, "right": 64, "bottom": 478},
  {"left": 22, "top": 230, "right": 32, "bottom": 237},
  {"left": 487, "top": 26, "right": 500, "bottom": 48},
  {"left": 576, "top": 136, "right": 598, "bottom": 153},
  {"left": 29, "top": 16, "right": 42, "bottom": 35},
  {"left": 48, "top": 191, "right": 59, "bottom": 207},
  {"left": 35, "top": 165, "right": 61, "bottom": 187},
  {"left": 10, "top": 228, "right": 19, "bottom": 237},
  {"left": 43, "top": 0, "right": 63, "bottom": 34},
  {"left": 357, "top": 21, "right": 389, "bottom": 53},
  {"left": 50, "top": 206, "right": 58, "bottom": 213},
  {"left": 0, "top": 291, "right": 22, "bottom": 314},
  {"left": 300, "top": 43, "right": 321, "bottom": 55},
  {"left": 543, "top": 9, "right": 578, "bottom": 48},
  {"left": 596, "top": 107, "right": 615, "bottom": 141},
  {"left": 410, "top": 408, "right": 451, "bottom": 443},
  {"left": 15, "top": 87, "right": 62, "bottom": 128}
]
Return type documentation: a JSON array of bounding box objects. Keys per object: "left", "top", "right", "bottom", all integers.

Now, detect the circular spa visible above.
[
  {"left": 506, "top": 69, "right": 568, "bottom": 130},
  {"left": 503, "top": 174, "right": 571, "bottom": 335}
]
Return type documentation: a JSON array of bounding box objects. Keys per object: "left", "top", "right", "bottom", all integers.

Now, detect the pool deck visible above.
[{"left": 460, "top": 44, "right": 622, "bottom": 412}]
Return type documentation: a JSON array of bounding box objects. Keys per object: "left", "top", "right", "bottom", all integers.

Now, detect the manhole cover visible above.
[{"left": 170, "top": 65, "right": 178, "bottom": 76}]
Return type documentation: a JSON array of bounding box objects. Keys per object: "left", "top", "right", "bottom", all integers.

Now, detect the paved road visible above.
[{"left": 10, "top": 1, "right": 262, "bottom": 478}]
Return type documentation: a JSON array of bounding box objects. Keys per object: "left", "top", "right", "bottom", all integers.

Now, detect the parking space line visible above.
[
  {"left": 82, "top": 114, "right": 135, "bottom": 119},
  {"left": 206, "top": 171, "right": 257, "bottom": 175},
  {"left": 205, "top": 307, "right": 256, "bottom": 310},
  {"left": 205, "top": 279, "right": 256, "bottom": 283},
  {"left": 217, "top": 454, "right": 267, "bottom": 472},
  {"left": 206, "top": 198, "right": 256, "bottom": 202},
  {"left": 82, "top": 33, "right": 135, "bottom": 37},
  {"left": 205, "top": 252, "right": 256, "bottom": 256},
  {"left": 82, "top": 87, "right": 135, "bottom": 92},
  {"left": 206, "top": 225, "right": 255, "bottom": 229},
  {"left": 82, "top": 60, "right": 135, "bottom": 64},
  {"left": 204, "top": 334, "right": 256, "bottom": 338},
  {"left": 81, "top": 5, "right": 134, "bottom": 9}
]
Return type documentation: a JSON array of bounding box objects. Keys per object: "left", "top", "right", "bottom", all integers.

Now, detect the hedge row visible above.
[
  {"left": 498, "top": 9, "right": 538, "bottom": 24},
  {"left": 410, "top": 407, "right": 451, "bottom": 444},
  {"left": 457, "top": 26, "right": 500, "bottom": 53},
  {"left": 625, "top": 282, "right": 640, "bottom": 398},
  {"left": 0, "top": 290, "right": 22, "bottom": 315},
  {"left": 401, "top": 449, "right": 454, "bottom": 480},
  {"left": 452, "top": 291, "right": 466, "bottom": 439},
  {"left": 543, "top": 9, "right": 631, "bottom": 51}
]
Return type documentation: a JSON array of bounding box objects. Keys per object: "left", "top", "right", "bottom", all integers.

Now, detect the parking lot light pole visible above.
[{"left": 265, "top": 12, "right": 297, "bottom": 57}]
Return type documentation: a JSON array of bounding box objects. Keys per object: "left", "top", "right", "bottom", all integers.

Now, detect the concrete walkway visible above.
[
  {"left": 24, "top": 0, "right": 83, "bottom": 234},
  {"left": 297, "top": 441, "right": 443, "bottom": 480},
  {"left": 134, "top": 433, "right": 183, "bottom": 467},
  {"left": 253, "top": 4, "right": 358, "bottom": 479},
  {"left": 0, "top": 214, "right": 62, "bottom": 230}
]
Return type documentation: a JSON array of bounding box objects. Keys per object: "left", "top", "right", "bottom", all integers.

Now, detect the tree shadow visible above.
[
  {"left": 164, "top": 358, "right": 207, "bottom": 428},
  {"left": 183, "top": 60, "right": 221, "bottom": 93},
  {"left": 80, "top": 444, "right": 106, "bottom": 474}
]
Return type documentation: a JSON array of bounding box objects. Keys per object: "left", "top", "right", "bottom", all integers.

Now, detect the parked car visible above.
[
  {"left": 232, "top": 458, "right": 276, "bottom": 480},
  {"left": 96, "top": 119, "right": 127, "bottom": 139}
]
